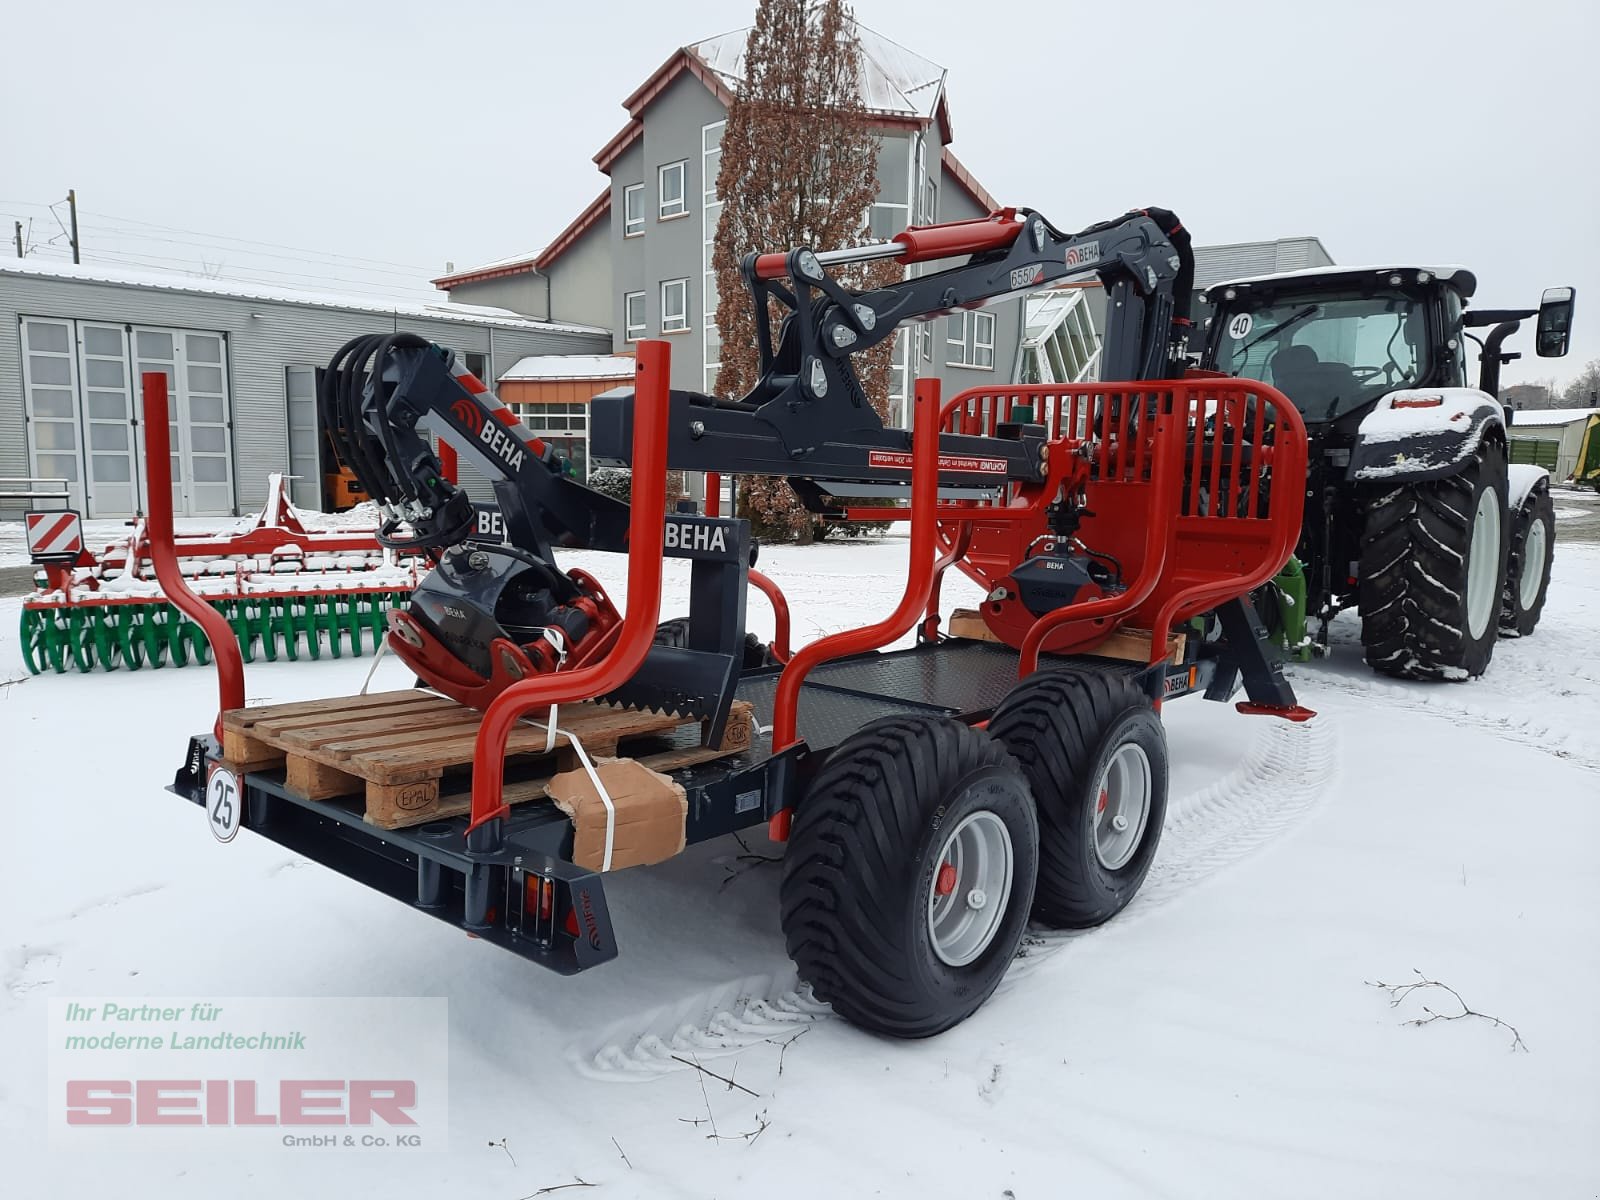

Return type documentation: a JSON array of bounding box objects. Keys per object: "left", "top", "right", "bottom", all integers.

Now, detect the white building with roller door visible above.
[{"left": 0, "top": 258, "right": 611, "bottom": 520}]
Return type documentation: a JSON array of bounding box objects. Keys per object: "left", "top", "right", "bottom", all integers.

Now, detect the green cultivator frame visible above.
[{"left": 21, "top": 475, "right": 422, "bottom": 675}]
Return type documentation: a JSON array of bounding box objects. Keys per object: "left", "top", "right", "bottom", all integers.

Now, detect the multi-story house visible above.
[
  {"left": 435, "top": 22, "right": 1041, "bottom": 447},
  {"left": 433, "top": 23, "right": 1335, "bottom": 485}
]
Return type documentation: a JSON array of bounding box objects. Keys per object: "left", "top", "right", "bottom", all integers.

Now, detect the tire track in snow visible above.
[
  {"left": 1305, "top": 668, "right": 1600, "bottom": 774},
  {"left": 570, "top": 717, "right": 1338, "bottom": 1080},
  {"left": 1005, "top": 713, "right": 1338, "bottom": 979}
]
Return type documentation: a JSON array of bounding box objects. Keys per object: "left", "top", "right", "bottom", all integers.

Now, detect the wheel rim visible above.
[
  {"left": 927, "top": 810, "right": 1014, "bottom": 968},
  {"left": 1094, "top": 742, "right": 1152, "bottom": 871},
  {"left": 1518, "top": 515, "right": 1548, "bottom": 611},
  {"left": 1466, "top": 487, "right": 1502, "bottom": 640}
]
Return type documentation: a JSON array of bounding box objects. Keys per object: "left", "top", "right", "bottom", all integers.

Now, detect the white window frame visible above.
[
  {"left": 946, "top": 312, "right": 967, "bottom": 363},
  {"left": 624, "top": 291, "right": 646, "bottom": 342},
  {"left": 623, "top": 184, "right": 645, "bottom": 238},
  {"left": 973, "top": 312, "right": 995, "bottom": 368},
  {"left": 702, "top": 122, "right": 725, "bottom": 390},
  {"left": 660, "top": 278, "right": 689, "bottom": 333},
  {"left": 946, "top": 310, "right": 997, "bottom": 369},
  {"left": 658, "top": 160, "right": 687, "bottom": 220}
]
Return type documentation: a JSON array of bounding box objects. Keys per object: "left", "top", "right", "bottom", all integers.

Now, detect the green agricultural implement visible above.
[{"left": 21, "top": 475, "right": 422, "bottom": 675}]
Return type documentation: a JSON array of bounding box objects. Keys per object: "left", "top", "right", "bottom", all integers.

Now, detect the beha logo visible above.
[{"left": 450, "top": 398, "right": 483, "bottom": 435}]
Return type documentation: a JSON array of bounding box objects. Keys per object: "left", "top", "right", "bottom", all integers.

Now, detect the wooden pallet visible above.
[
  {"left": 947, "top": 608, "right": 1187, "bottom": 666},
  {"left": 220, "top": 689, "right": 755, "bottom": 830}
]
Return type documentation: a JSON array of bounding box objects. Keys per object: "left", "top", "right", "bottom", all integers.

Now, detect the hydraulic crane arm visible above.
[
  {"left": 589, "top": 205, "right": 1193, "bottom": 492},
  {"left": 310, "top": 204, "right": 1194, "bottom": 725},
  {"left": 318, "top": 332, "right": 629, "bottom": 565}
]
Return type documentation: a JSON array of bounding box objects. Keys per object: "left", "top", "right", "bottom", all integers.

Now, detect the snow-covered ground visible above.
[{"left": 2, "top": 530, "right": 1597, "bottom": 1198}]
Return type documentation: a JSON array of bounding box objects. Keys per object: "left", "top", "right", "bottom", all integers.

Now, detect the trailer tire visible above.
[
  {"left": 780, "top": 716, "right": 1038, "bottom": 1038},
  {"left": 1499, "top": 483, "right": 1554, "bottom": 637},
  {"left": 1357, "top": 438, "right": 1508, "bottom": 680},
  {"left": 653, "top": 616, "right": 771, "bottom": 670},
  {"left": 988, "top": 668, "right": 1168, "bottom": 928}
]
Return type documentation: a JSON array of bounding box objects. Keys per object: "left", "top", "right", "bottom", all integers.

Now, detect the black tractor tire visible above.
[
  {"left": 1357, "top": 438, "right": 1509, "bottom": 680},
  {"left": 780, "top": 716, "right": 1038, "bottom": 1039},
  {"left": 653, "top": 616, "right": 771, "bottom": 670},
  {"left": 1500, "top": 484, "right": 1555, "bottom": 637},
  {"left": 988, "top": 668, "right": 1169, "bottom": 928}
]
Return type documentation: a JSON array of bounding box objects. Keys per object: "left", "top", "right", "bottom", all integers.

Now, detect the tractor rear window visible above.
[{"left": 1217, "top": 293, "right": 1427, "bottom": 422}]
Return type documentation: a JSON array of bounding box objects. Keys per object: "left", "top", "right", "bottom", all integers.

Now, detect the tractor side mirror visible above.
[{"left": 1535, "top": 287, "right": 1575, "bottom": 358}]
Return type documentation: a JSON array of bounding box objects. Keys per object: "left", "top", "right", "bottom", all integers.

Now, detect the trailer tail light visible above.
[
  {"left": 514, "top": 868, "right": 559, "bottom": 944},
  {"left": 1392, "top": 396, "right": 1443, "bottom": 409}
]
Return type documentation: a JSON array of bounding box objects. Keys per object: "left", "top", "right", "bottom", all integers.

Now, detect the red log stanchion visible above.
[
  {"left": 765, "top": 378, "right": 942, "bottom": 841},
  {"left": 140, "top": 372, "right": 246, "bottom": 740},
  {"left": 465, "top": 342, "right": 673, "bottom": 842}
]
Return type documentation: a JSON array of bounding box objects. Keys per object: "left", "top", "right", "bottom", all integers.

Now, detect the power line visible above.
[
  {"left": 0, "top": 199, "right": 437, "bottom": 273},
  {"left": 19, "top": 243, "right": 441, "bottom": 302},
  {"left": 64, "top": 220, "right": 433, "bottom": 282}
]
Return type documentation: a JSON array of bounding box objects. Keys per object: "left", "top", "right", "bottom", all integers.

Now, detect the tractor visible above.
[{"left": 1198, "top": 268, "right": 1576, "bottom": 678}]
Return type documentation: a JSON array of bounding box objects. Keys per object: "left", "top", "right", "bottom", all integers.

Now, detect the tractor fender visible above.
[
  {"left": 1347, "top": 388, "right": 1505, "bottom": 485},
  {"left": 1506, "top": 463, "right": 1550, "bottom": 512}
]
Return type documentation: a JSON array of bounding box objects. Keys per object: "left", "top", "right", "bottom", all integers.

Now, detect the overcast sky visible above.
[{"left": 3, "top": 0, "right": 1596, "bottom": 389}]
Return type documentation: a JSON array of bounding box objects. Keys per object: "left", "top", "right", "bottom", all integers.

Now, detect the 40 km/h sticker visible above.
[
  {"left": 1226, "top": 312, "right": 1254, "bottom": 340},
  {"left": 205, "top": 764, "right": 242, "bottom": 843}
]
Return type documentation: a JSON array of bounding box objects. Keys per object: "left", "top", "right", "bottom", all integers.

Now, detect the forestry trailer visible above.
[
  {"left": 1198, "top": 270, "right": 1576, "bottom": 678},
  {"left": 160, "top": 205, "right": 1312, "bottom": 1038}
]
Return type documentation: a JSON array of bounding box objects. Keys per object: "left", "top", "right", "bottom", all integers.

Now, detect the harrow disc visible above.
[{"left": 18, "top": 588, "right": 409, "bottom": 675}]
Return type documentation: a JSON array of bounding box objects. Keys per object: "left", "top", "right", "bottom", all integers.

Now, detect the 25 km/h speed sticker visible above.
[
  {"left": 1226, "top": 312, "right": 1254, "bottom": 340},
  {"left": 205, "top": 764, "right": 242, "bottom": 843}
]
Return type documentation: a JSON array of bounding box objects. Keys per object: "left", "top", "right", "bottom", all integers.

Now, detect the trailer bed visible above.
[{"left": 174, "top": 636, "right": 1201, "bottom": 974}]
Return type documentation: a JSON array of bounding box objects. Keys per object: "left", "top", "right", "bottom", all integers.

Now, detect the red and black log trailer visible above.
[{"left": 163, "top": 205, "right": 1312, "bottom": 1037}]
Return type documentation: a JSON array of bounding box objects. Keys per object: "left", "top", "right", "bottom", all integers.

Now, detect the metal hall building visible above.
[{"left": 0, "top": 258, "right": 611, "bottom": 519}]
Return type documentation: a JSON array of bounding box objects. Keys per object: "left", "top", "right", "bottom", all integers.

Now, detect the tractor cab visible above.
[{"left": 1198, "top": 267, "right": 1478, "bottom": 431}]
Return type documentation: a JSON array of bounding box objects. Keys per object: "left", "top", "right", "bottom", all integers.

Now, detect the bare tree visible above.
[
  {"left": 1561, "top": 357, "right": 1600, "bottom": 408},
  {"left": 711, "top": 0, "right": 898, "bottom": 541}
]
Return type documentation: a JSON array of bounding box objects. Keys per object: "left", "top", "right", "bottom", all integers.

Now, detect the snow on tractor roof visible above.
[{"left": 1209, "top": 264, "right": 1477, "bottom": 298}]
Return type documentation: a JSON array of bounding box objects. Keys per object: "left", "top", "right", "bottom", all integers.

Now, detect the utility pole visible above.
[
  {"left": 13, "top": 221, "right": 21, "bottom": 259},
  {"left": 67, "top": 188, "right": 80, "bottom": 264}
]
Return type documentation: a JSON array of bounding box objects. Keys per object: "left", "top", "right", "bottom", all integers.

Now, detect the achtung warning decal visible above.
[{"left": 867, "top": 451, "right": 1009, "bottom": 475}]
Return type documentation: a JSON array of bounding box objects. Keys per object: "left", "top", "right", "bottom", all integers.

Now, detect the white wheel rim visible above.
[
  {"left": 927, "top": 810, "right": 1014, "bottom": 968},
  {"left": 1518, "top": 515, "right": 1547, "bottom": 611},
  {"left": 1094, "top": 743, "right": 1152, "bottom": 871},
  {"left": 1466, "top": 487, "right": 1502, "bottom": 640}
]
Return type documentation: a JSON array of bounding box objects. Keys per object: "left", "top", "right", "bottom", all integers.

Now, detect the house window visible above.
[
  {"left": 946, "top": 311, "right": 997, "bottom": 369},
  {"left": 462, "top": 351, "right": 490, "bottom": 383},
  {"left": 703, "top": 122, "right": 725, "bottom": 391},
  {"left": 624, "top": 184, "right": 644, "bottom": 238},
  {"left": 511, "top": 401, "right": 590, "bottom": 480},
  {"left": 974, "top": 312, "right": 995, "bottom": 368},
  {"left": 624, "top": 291, "right": 646, "bottom": 342},
  {"left": 661, "top": 278, "right": 689, "bottom": 333},
  {"left": 659, "top": 161, "right": 687, "bottom": 219},
  {"left": 870, "top": 202, "right": 908, "bottom": 242}
]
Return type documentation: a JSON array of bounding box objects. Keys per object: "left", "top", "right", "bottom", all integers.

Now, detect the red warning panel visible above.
[{"left": 25, "top": 510, "right": 84, "bottom": 561}]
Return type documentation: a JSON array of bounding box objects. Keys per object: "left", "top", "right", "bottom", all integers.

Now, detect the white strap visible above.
[
  {"left": 538, "top": 628, "right": 569, "bottom": 754},
  {"left": 359, "top": 631, "right": 391, "bottom": 695},
  {"left": 519, "top": 706, "right": 617, "bottom": 873}
]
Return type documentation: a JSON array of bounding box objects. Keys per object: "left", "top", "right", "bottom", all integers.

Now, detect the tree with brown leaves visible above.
[{"left": 711, "top": 0, "right": 898, "bottom": 541}]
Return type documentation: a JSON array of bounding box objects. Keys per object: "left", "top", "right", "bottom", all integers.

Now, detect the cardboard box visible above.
[{"left": 545, "top": 759, "right": 688, "bottom": 872}]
